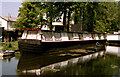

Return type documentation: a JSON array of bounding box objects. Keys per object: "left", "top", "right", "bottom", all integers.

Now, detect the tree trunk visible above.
[
  {"left": 49, "top": 4, "right": 53, "bottom": 31},
  {"left": 50, "top": 17, "right": 52, "bottom": 30},
  {"left": 118, "top": 1, "right": 120, "bottom": 30},
  {"left": 40, "top": 16, "right": 43, "bottom": 29},
  {"left": 74, "top": 10, "right": 78, "bottom": 24},
  {"left": 67, "top": 10, "right": 70, "bottom": 31},
  {"left": 80, "top": 7, "right": 83, "bottom": 31},
  {"left": 63, "top": 2, "right": 67, "bottom": 31}
]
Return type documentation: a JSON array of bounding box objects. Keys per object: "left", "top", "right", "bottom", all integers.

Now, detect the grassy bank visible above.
[{"left": 0, "top": 41, "right": 18, "bottom": 51}]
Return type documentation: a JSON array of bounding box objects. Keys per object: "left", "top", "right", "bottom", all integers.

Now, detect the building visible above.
[
  {"left": 0, "top": 16, "right": 18, "bottom": 42},
  {"left": 0, "top": 16, "right": 17, "bottom": 31},
  {"left": 37, "top": 22, "right": 64, "bottom": 31},
  {"left": 0, "top": 27, "right": 3, "bottom": 42}
]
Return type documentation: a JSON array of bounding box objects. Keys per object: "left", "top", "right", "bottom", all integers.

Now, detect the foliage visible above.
[
  {"left": 70, "top": 2, "right": 118, "bottom": 33},
  {"left": 15, "top": 2, "right": 119, "bottom": 33},
  {"left": 15, "top": 2, "right": 45, "bottom": 29},
  {"left": 93, "top": 2, "right": 118, "bottom": 33},
  {"left": 1, "top": 41, "right": 18, "bottom": 51}
]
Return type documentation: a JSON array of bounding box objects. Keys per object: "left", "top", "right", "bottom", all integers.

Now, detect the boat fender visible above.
[{"left": 96, "top": 42, "right": 100, "bottom": 47}]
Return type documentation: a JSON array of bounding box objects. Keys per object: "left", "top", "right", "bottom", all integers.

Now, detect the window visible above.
[
  {"left": 0, "top": 21, "right": 2, "bottom": 27},
  {"left": 79, "top": 34, "right": 83, "bottom": 39},
  {"left": 54, "top": 32, "right": 61, "bottom": 41},
  {"left": 9, "top": 22, "right": 15, "bottom": 28},
  {"left": 68, "top": 33, "right": 73, "bottom": 40},
  {"left": 10, "top": 22, "right": 12, "bottom": 26},
  {"left": 43, "top": 32, "right": 52, "bottom": 41}
]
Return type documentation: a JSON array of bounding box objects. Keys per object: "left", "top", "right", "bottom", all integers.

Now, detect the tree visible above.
[
  {"left": 73, "top": 2, "right": 118, "bottom": 33},
  {"left": 93, "top": 2, "right": 118, "bottom": 33},
  {"left": 15, "top": 2, "right": 46, "bottom": 29},
  {"left": 118, "top": 1, "right": 120, "bottom": 30},
  {"left": 15, "top": 2, "right": 118, "bottom": 33}
]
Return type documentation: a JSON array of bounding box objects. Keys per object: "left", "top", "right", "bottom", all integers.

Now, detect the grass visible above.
[{"left": 0, "top": 41, "right": 18, "bottom": 51}]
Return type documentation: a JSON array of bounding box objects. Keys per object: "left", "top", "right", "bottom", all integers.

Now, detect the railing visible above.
[
  {"left": 41, "top": 32, "right": 106, "bottom": 41},
  {"left": 21, "top": 30, "right": 106, "bottom": 41}
]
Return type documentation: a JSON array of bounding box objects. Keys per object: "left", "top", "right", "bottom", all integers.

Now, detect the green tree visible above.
[
  {"left": 15, "top": 2, "right": 118, "bottom": 33},
  {"left": 93, "top": 2, "right": 118, "bottom": 33},
  {"left": 73, "top": 2, "right": 118, "bottom": 33},
  {"left": 15, "top": 2, "right": 45, "bottom": 29}
]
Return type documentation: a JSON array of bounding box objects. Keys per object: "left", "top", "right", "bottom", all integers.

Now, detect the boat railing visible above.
[
  {"left": 21, "top": 30, "right": 107, "bottom": 41},
  {"left": 41, "top": 31, "right": 106, "bottom": 41}
]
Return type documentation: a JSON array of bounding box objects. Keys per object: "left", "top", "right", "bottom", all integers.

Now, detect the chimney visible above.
[{"left": 8, "top": 13, "right": 11, "bottom": 21}]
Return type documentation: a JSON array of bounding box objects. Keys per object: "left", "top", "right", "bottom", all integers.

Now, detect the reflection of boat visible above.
[
  {"left": 17, "top": 45, "right": 105, "bottom": 75},
  {"left": 18, "top": 29, "right": 106, "bottom": 53},
  {"left": 0, "top": 51, "right": 15, "bottom": 57},
  {"left": 0, "top": 55, "right": 14, "bottom": 60},
  {"left": 106, "top": 46, "right": 120, "bottom": 57}
]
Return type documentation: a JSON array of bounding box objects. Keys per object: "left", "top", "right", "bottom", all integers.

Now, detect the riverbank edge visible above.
[{"left": 0, "top": 41, "right": 19, "bottom": 51}]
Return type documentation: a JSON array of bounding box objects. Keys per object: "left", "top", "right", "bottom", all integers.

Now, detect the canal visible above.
[{"left": 0, "top": 44, "right": 120, "bottom": 76}]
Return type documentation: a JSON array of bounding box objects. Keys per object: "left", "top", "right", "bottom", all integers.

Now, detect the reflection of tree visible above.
[
  {"left": 53, "top": 55, "right": 119, "bottom": 75},
  {"left": 3, "top": 58, "right": 7, "bottom": 62},
  {"left": 15, "top": 54, "right": 21, "bottom": 60},
  {"left": 8, "top": 58, "right": 11, "bottom": 62}
]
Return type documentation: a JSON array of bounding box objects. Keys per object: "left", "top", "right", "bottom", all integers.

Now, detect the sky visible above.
[
  {"left": 1, "top": 2, "right": 22, "bottom": 17},
  {"left": 0, "top": 0, "right": 119, "bottom": 17}
]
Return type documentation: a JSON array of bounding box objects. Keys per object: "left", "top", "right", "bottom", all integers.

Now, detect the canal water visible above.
[{"left": 0, "top": 44, "right": 120, "bottom": 76}]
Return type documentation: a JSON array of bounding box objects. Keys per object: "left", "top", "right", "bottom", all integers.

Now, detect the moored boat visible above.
[
  {"left": 18, "top": 29, "right": 107, "bottom": 53},
  {"left": 107, "top": 31, "right": 120, "bottom": 45}
]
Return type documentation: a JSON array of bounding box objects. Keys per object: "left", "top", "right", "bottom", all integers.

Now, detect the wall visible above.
[{"left": 0, "top": 18, "right": 7, "bottom": 30}]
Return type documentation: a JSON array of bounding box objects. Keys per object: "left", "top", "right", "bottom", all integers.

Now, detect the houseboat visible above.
[
  {"left": 18, "top": 29, "right": 107, "bottom": 53},
  {"left": 107, "top": 30, "right": 120, "bottom": 45}
]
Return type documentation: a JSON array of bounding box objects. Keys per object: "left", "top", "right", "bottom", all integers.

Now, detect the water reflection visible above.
[
  {"left": 17, "top": 44, "right": 105, "bottom": 75},
  {"left": 2, "top": 44, "right": 120, "bottom": 76},
  {"left": 2, "top": 53, "right": 20, "bottom": 75},
  {"left": 53, "top": 54, "right": 120, "bottom": 76},
  {"left": 106, "top": 46, "right": 120, "bottom": 57}
]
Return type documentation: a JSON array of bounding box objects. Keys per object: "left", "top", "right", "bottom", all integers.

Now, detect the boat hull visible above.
[
  {"left": 18, "top": 39, "right": 106, "bottom": 54},
  {"left": 107, "top": 40, "right": 120, "bottom": 46}
]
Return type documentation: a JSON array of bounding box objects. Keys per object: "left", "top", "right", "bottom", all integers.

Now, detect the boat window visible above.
[
  {"left": 73, "top": 33, "right": 78, "bottom": 37},
  {"left": 43, "top": 32, "right": 52, "bottom": 41},
  {"left": 68, "top": 33, "right": 73, "bottom": 40},
  {"left": 54, "top": 32, "right": 61, "bottom": 41},
  {"left": 27, "top": 31, "right": 37, "bottom": 39},
  {"left": 62, "top": 32, "right": 67, "bottom": 37},
  {"left": 37, "top": 31, "right": 41, "bottom": 40},
  {"left": 103, "top": 34, "right": 106, "bottom": 39},
  {"left": 92, "top": 34, "right": 95, "bottom": 39},
  {"left": 22, "top": 30, "right": 27, "bottom": 39},
  {"left": 79, "top": 34, "right": 83, "bottom": 39},
  {"left": 98, "top": 34, "right": 101, "bottom": 39}
]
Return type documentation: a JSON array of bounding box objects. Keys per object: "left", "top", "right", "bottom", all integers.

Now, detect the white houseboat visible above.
[
  {"left": 107, "top": 31, "right": 120, "bottom": 45},
  {"left": 18, "top": 29, "right": 107, "bottom": 53}
]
